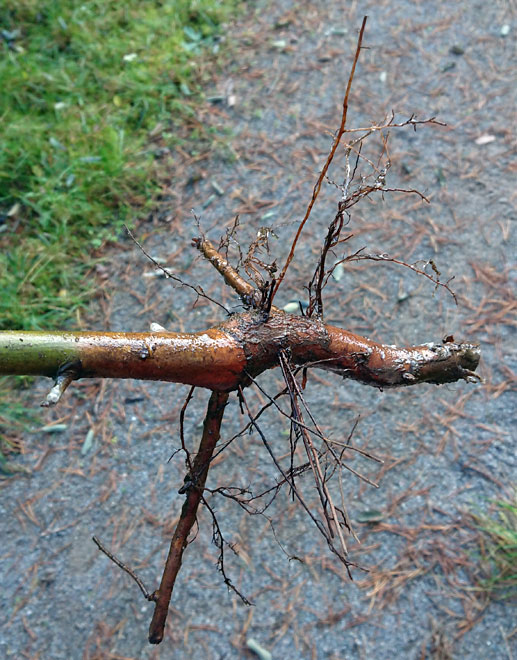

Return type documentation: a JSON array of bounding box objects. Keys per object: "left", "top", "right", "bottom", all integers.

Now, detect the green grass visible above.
[
  {"left": 0, "top": 375, "right": 37, "bottom": 473},
  {"left": 0, "top": 0, "right": 240, "bottom": 331},
  {"left": 470, "top": 495, "right": 517, "bottom": 599}
]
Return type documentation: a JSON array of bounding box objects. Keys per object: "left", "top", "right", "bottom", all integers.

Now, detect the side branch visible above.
[
  {"left": 193, "top": 236, "right": 280, "bottom": 313},
  {"left": 148, "top": 390, "right": 229, "bottom": 643},
  {"left": 193, "top": 237, "right": 259, "bottom": 306}
]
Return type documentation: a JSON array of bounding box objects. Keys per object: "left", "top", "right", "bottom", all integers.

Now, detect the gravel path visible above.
[{"left": 1, "top": 1, "right": 515, "bottom": 659}]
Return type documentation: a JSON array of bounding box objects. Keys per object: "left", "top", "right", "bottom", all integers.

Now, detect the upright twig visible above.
[{"left": 270, "top": 16, "right": 368, "bottom": 304}]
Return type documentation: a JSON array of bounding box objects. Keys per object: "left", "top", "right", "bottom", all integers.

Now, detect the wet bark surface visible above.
[{"left": 1, "top": 1, "right": 515, "bottom": 658}]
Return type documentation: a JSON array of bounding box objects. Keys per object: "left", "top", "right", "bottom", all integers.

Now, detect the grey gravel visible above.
[{"left": 1, "top": 1, "right": 515, "bottom": 659}]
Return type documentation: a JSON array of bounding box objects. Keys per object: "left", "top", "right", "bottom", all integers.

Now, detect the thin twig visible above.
[
  {"left": 125, "top": 226, "right": 229, "bottom": 313},
  {"left": 271, "top": 16, "right": 368, "bottom": 303},
  {"left": 237, "top": 386, "right": 331, "bottom": 543},
  {"left": 278, "top": 351, "right": 353, "bottom": 561},
  {"left": 170, "top": 385, "right": 196, "bottom": 470},
  {"left": 347, "top": 253, "right": 457, "bottom": 302},
  {"left": 92, "top": 536, "right": 154, "bottom": 601},
  {"left": 201, "top": 494, "right": 253, "bottom": 605}
]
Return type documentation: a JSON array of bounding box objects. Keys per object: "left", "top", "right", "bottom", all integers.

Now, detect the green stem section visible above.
[{"left": 0, "top": 329, "right": 246, "bottom": 391}]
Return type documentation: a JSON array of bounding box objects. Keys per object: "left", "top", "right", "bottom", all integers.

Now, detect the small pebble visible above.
[
  {"left": 475, "top": 134, "right": 496, "bottom": 145},
  {"left": 500, "top": 24, "right": 510, "bottom": 37},
  {"left": 81, "top": 429, "right": 95, "bottom": 455},
  {"left": 260, "top": 210, "right": 276, "bottom": 221},
  {"left": 211, "top": 180, "right": 225, "bottom": 196},
  {"left": 246, "top": 638, "right": 272, "bottom": 660},
  {"left": 39, "top": 423, "right": 68, "bottom": 433},
  {"left": 202, "top": 193, "right": 215, "bottom": 209},
  {"left": 356, "top": 509, "right": 384, "bottom": 523},
  {"left": 332, "top": 263, "right": 345, "bottom": 281},
  {"left": 283, "top": 300, "right": 308, "bottom": 314}
]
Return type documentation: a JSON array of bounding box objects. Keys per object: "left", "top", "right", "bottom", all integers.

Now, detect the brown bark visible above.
[
  {"left": 0, "top": 327, "right": 247, "bottom": 391},
  {"left": 148, "top": 390, "right": 229, "bottom": 644},
  {"left": 0, "top": 312, "right": 480, "bottom": 393}
]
